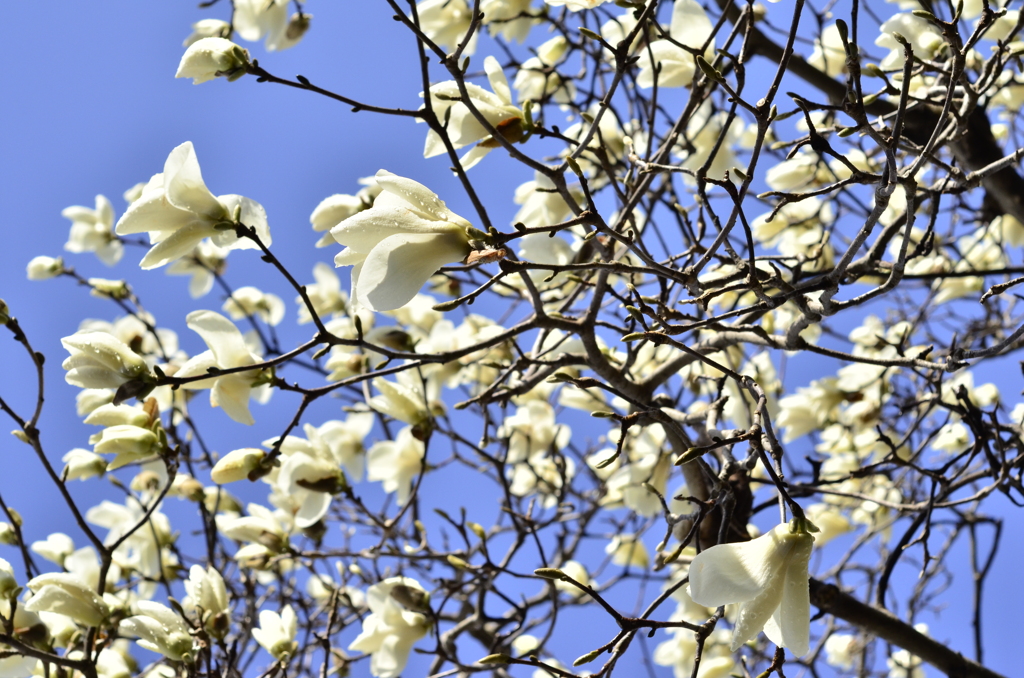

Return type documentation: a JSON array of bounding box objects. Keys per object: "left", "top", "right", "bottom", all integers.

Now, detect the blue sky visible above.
[{"left": 1, "top": 2, "right": 1022, "bottom": 677}]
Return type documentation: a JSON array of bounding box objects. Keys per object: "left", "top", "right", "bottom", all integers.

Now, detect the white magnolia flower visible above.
[
  {"left": 26, "top": 255, "right": 63, "bottom": 280},
  {"left": 544, "top": 0, "right": 612, "bottom": 11},
  {"left": 211, "top": 448, "right": 267, "bottom": 484},
  {"left": 61, "top": 331, "right": 150, "bottom": 390},
  {"left": 348, "top": 577, "right": 430, "bottom": 678},
  {"left": 808, "top": 24, "right": 847, "bottom": 77},
  {"left": 120, "top": 601, "right": 194, "bottom": 661},
  {"left": 222, "top": 286, "right": 285, "bottom": 326},
  {"left": 824, "top": 633, "right": 859, "bottom": 670},
  {"left": 310, "top": 177, "right": 381, "bottom": 246},
  {"left": 480, "top": 0, "right": 536, "bottom": 42},
  {"left": 175, "top": 37, "right": 250, "bottom": 84},
  {"left": 61, "top": 449, "right": 107, "bottom": 481},
  {"left": 331, "top": 170, "right": 473, "bottom": 311},
  {"left": 24, "top": 573, "right": 109, "bottom": 627},
  {"left": 417, "top": 0, "right": 476, "bottom": 54},
  {"left": 252, "top": 606, "right": 298, "bottom": 661},
  {"left": 875, "top": 14, "right": 944, "bottom": 70},
  {"left": 91, "top": 424, "right": 159, "bottom": 470},
  {"left": 688, "top": 520, "right": 816, "bottom": 656},
  {"left": 637, "top": 0, "right": 715, "bottom": 89},
  {"left": 234, "top": 0, "right": 308, "bottom": 51},
  {"left": 367, "top": 427, "right": 424, "bottom": 505},
  {"left": 62, "top": 195, "right": 123, "bottom": 265},
  {"left": 183, "top": 19, "right": 231, "bottom": 46},
  {"left": 174, "top": 310, "right": 271, "bottom": 425},
  {"left": 31, "top": 534, "right": 76, "bottom": 566},
  {"left": 166, "top": 240, "right": 229, "bottom": 298},
  {"left": 115, "top": 142, "right": 271, "bottom": 270},
  {"left": 605, "top": 534, "right": 649, "bottom": 568},
  {"left": 513, "top": 36, "right": 575, "bottom": 104},
  {"left": 423, "top": 56, "right": 524, "bottom": 170}
]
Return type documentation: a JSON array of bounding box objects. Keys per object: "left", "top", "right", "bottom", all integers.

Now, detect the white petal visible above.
[
  {"left": 763, "top": 535, "right": 813, "bottom": 655},
  {"left": 163, "top": 142, "right": 225, "bottom": 219},
  {"left": 671, "top": 0, "right": 715, "bottom": 51},
  {"left": 688, "top": 531, "right": 788, "bottom": 606},
  {"left": 186, "top": 310, "right": 253, "bottom": 368},
  {"left": 139, "top": 222, "right": 217, "bottom": 269},
  {"left": 373, "top": 170, "right": 452, "bottom": 222},
  {"left": 357, "top": 232, "right": 468, "bottom": 311},
  {"left": 485, "top": 55, "right": 513, "bottom": 105},
  {"left": 212, "top": 376, "right": 255, "bottom": 425}
]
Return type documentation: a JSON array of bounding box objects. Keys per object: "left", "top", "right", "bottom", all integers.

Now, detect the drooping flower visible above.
[
  {"left": 348, "top": 577, "right": 430, "bottom": 678},
  {"left": 175, "top": 37, "right": 250, "bottom": 84},
  {"left": 331, "top": 170, "right": 474, "bottom": 311},
  {"left": 114, "top": 142, "right": 271, "bottom": 270},
  {"left": 422, "top": 56, "right": 525, "bottom": 170},
  {"left": 687, "top": 519, "right": 816, "bottom": 656},
  {"left": 173, "top": 310, "right": 271, "bottom": 425}
]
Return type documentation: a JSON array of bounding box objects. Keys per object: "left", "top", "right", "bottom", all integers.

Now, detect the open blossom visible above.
[
  {"left": 348, "top": 577, "right": 430, "bottom": 678},
  {"left": 24, "top": 573, "right": 110, "bottom": 627},
  {"left": 120, "top": 601, "right": 194, "bottom": 661},
  {"left": 417, "top": 0, "right": 476, "bottom": 54},
  {"left": 367, "top": 427, "right": 424, "bottom": 505},
  {"left": 175, "top": 37, "right": 250, "bottom": 84},
  {"left": 513, "top": 36, "right": 574, "bottom": 104},
  {"left": 331, "top": 170, "right": 474, "bottom": 311},
  {"left": 234, "top": 0, "right": 309, "bottom": 51},
  {"left": 252, "top": 606, "right": 298, "bottom": 661},
  {"left": 422, "top": 56, "right": 525, "bottom": 170},
  {"left": 480, "top": 0, "right": 536, "bottom": 42},
  {"left": 114, "top": 142, "right": 271, "bottom": 270},
  {"left": 688, "top": 519, "right": 816, "bottom": 656},
  {"left": 62, "top": 195, "right": 123, "bottom": 265},
  {"left": 61, "top": 331, "right": 150, "bottom": 390},
  {"left": 222, "top": 286, "right": 285, "bottom": 326},
  {"left": 637, "top": 0, "right": 715, "bottom": 89},
  {"left": 174, "top": 310, "right": 271, "bottom": 425}
]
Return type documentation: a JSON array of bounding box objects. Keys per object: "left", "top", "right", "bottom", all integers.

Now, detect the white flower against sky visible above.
[
  {"left": 331, "top": 170, "right": 473, "bottom": 311},
  {"left": 423, "top": 56, "right": 525, "bottom": 170},
  {"left": 298, "top": 263, "right": 349, "bottom": 323},
  {"left": 480, "top": 0, "right": 536, "bottom": 42},
  {"left": 367, "top": 427, "right": 424, "bottom": 505},
  {"left": 211, "top": 448, "right": 267, "bottom": 484},
  {"left": 637, "top": 0, "right": 715, "bottom": 89},
  {"left": 24, "top": 573, "right": 109, "bottom": 627},
  {"left": 348, "top": 577, "right": 430, "bottom": 678},
  {"left": 544, "top": 0, "right": 612, "bottom": 11},
  {"left": 61, "top": 448, "right": 108, "bottom": 481},
  {"left": 175, "top": 37, "right": 251, "bottom": 84},
  {"left": 114, "top": 142, "right": 271, "bottom": 270},
  {"left": 26, "top": 255, "right": 64, "bottom": 280},
  {"left": 166, "top": 240, "right": 229, "bottom": 298},
  {"left": 233, "top": 0, "right": 307, "bottom": 51},
  {"left": 120, "top": 601, "right": 194, "bottom": 661},
  {"left": 875, "top": 14, "right": 944, "bottom": 70},
  {"left": 174, "top": 310, "right": 270, "bottom": 425},
  {"left": 62, "top": 195, "right": 122, "bottom": 265},
  {"left": 688, "top": 519, "right": 815, "bottom": 656},
  {"left": 32, "top": 534, "right": 76, "bottom": 566},
  {"left": 417, "top": 0, "right": 476, "bottom": 54},
  {"left": 222, "top": 286, "right": 285, "bottom": 326},
  {"left": 252, "top": 606, "right": 298, "bottom": 661},
  {"left": 183, "top": 19, "right": 231, "bottom": 47},
  {"left": 61, "top": 331, "right": 150, "bottom": 390},
  {"left": 808, "top": 24, "right": 847, "bottom": 77},
  {"left": 513, "top": 36, "right": 575, "bottom": 104}
]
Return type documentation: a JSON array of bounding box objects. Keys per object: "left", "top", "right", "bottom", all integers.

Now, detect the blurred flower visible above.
[
  {"left": 252, "top": 606, "right": 298, "bottom": 661},
  {"left": 62, "top": 195, "right": 122, "bottom": 265},
  {"left": 24, "top": 573, "right": 109, "bottom": 627},
  {"left": 348, "top": 577, "right": 430, "bottom": 678},
  {"left": 26, "top": 256, "right": 63, "bottom": 280},
  {"left": 637, "top": 0, "right": 714, "bottom": 89},
  {"left": 120, "top": 601, "right": 194, "bottom": 661},
  {"left": 175, "top": 37, "right": 250, "bottom": 84},
  {"left": 222, "top": 286, "right": 285, "bottom": 326}
]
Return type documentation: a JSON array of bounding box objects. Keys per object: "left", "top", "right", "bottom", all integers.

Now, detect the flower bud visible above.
[
  {"left": 26, "top": 256, "right": 63, "bottom": 280},
  {"left": 211, "top": 448, "right": 266, "bottom": 484},
  {"left": 175, "top": 37, "right": 250, "bottom": 85}
]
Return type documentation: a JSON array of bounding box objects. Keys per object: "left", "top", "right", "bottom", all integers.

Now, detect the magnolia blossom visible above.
[
  {"left": 61, "top": 331, "right": 150, "bottom": 390},
  {"left": 175, "top": 37, "right": 250, "bottom": 84},
  {"left": 367, "top": 427, "right": 424, "bottom": 505},
  {"left": 309, "top": 178, "right": 379, "bottom": 246},
  {"left": 211, "top": 448, "right": 267, "bottom": 484},
  {"left": 688, "top": 520, "right": 816, "bottom": 656},
  {"left": 24, "top": 573, "right": 110, "bottom": 627},
  {"left": 166, "top": 241, "right": 228, "bottom": 298},
  {"left": 348, "top": 577, "right": 430, "bottom": 678},
  {"left": 637, "top": 0, "right": 715, "bottom": 89},
  {"left": 252, "top": 606, "right": 299, "bottom": 661},
  {"left": 480, "top": 0, "right": 536, "bottom": 42},
  {"left": 62, "top": 195, "right": 122, "bottom": 265},
  {"left": 423, "top": 56, "right": 524, "bottom": 169},
  {"left": 297, "top": 263, "right": 349, "bottom": 323},
  {"left": 513, "top": 36, "right": 574, "bottom": 104},
  {"left": 233, "top": 0, "right": 308, "bottom": 51},
  {"left": 183, "top": 19, "right": 231, "bottom": 46},
  {"left": 174, "top": 310, "right": 270, "bottom": 425},
  {"left": 808, "top": 24, "right": 847, "bottom": 77},
  {"left": 875, "top": 14, "right": 944, "bottom": 70},
  {"left": 222, "top": 286, "right": 285, "bottom": 326},
  {"left": 544, "top": 0, "right": 612, "bottom": 11},
  {"left": 417, "top": 0, "right": 476, "bottom": 54},
  {"left": 331, "top": 170, "right": 473, "bottom": 311},
  {"left": 61, "top": 448, "right": 108, "bottom": 481},
  {"left": 115, "top": 142, "right": 271, "bottom": 270},
  {"left": 26, "top": 255, "right": 63, "bottom": 280},
  {"left": 120, "top": 602, "right": 194, "bottom": 661}
]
